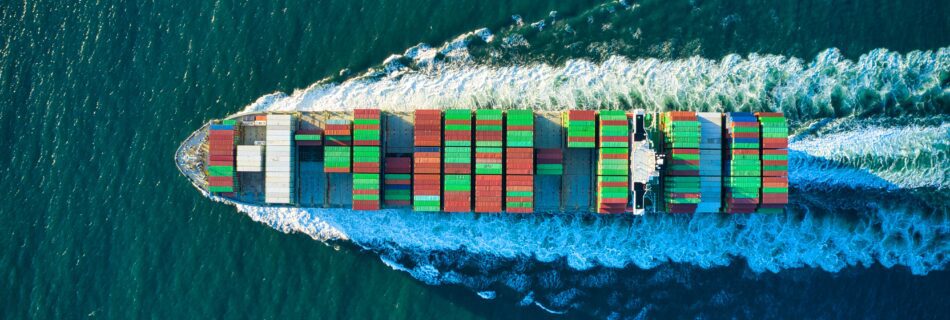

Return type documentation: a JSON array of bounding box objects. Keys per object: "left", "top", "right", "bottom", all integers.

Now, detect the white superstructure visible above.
[{"left": 265, "top": 114, "right": 295, "bottom": 204}]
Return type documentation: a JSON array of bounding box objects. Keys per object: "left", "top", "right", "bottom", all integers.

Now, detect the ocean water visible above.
[{"left": 2, "top": 0, "right": 948, "bottom": 319}]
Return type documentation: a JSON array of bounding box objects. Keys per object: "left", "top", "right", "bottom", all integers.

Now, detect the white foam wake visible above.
[
  {"left": 230, "top": 199, "right": 947, "bottom": 276},
  {"left": 243, "top": 42, "right": 948, "bottom": 123},
  {"left": 789, "top": 122, "right": 949, "bottom": 190}
]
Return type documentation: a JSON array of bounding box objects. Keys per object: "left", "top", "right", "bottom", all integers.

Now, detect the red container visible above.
[
  {"left": 729, "top": 149, "right": 758, "bottom": 155},
  {"left": 324, "top": 167, "right": 351, "bottom": 173},
  {"left": 208, "top": 177, "right": 234, "bottom": 186},
  {"left": 725, "top": 197, "right": 758, "bottom": 204},
  {"left": 209, "top": 160, "right": 233, "bottom": 166},
  {"left": 353, "top": 140, "right": 380, "bottom": 146},
  {"left": 600, "top": 136, "right": 627, "bottom": 142},
  {"left": 568, "top": 110, "right": 596, "bottom": 120},
  {"left": 730, "top": 121, "right": 758, "bottom": 127},
  {"left": 600, "top": 120, "right": 628, "bottom": 126},
  {"left": 731, "top": 132, "right": 759, "bottom": 138},
  {"left": 325, "top": 124, "right": 351, "bottom": 130},
  {"left": 762, "top": 149, "right": 788, "bottom": 155},
  {"left": 599, "top": 181, "right": 627, "bottom": 188},
  {"left": 762, "top": 170, "right": 788, "bottom": 177},
  {"left": 444, "top": 164, "right": 471, "bottom": 174},
  {"left": 665, "top": 204, "right": 697, "bottom": 214}
]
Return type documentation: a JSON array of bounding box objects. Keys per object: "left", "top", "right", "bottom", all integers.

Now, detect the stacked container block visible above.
[
  {"left": 352, "top": 173, "right": 380, "bottom": 210},
  {"left": 207, "top": 121, "right": 237, "bottom": 193},
  {"left": 506, "top": 175, "right": 533, "bottom": 213},
  {"left": 565, "top": 110, "right": 596, "bottom": 148},
  {"left": 353, "top": 109, "right": 382, "bottom": 174},
  {"left": 696, "top": 113, "right": 723, "bottom": 212},
  {"left": 265, "top": 115, "right": 295, "bottom": 204},
  {"left": 756, "top": 112, "right": 789, "bottom": 213},
  {"left": 383, "top": 157, "right": 412, "bottom": 207},
  {"left": 442, "top": 110, "right": 473, "bottom": 211},
  {"left": 352, "top": 109, "right": 381, "bottom": 210},
  {"left": 475, "top": 110, "right": 503, "bottom": 212},
  {"left": 596, "top": 111, "right": 629, "bottom": 213},
  {"left": 324, "top": 119, "right": 352, "bottom": 173},
  {"left": 660, "top": 112, "right": 701, "bottom": 213},
  {"left": 506, "top": 110, "right": 534, "bottom": 147},
  {"left": 294, "top": 128, "right": 323, "bottom": 146},
  {"left": 535, "top": 148, "right": 563, "bottom": 175},
  {"left": 413, "top": 110, "right": 442, "bottom": 211},
  {"left": 505, "top": 110, "right": 534, "bottom": 212},
  {"left": 723, "top": 112, "right": 761, "bottom": 213}
]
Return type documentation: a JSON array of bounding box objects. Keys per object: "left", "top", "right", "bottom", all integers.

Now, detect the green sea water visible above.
[{"left": 2, "top": 0, "right": 948, "bottom": 319}]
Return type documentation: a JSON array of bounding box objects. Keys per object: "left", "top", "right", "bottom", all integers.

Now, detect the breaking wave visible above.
[
  {"left": 245, "top": 37, "right": 948, "bottom": 124},
  {"left": 229, "top": 188, "right": 947, "bottom": 277}
]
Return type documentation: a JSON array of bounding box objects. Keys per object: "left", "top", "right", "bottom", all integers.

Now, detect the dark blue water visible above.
[{"left": 2, "top": 0, "right": 948, "bottom": 318}]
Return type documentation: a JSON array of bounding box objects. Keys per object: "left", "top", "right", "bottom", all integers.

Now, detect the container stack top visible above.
[
  {"left": 324, "top": 118, "right": 352, "bottom": 173},
  {"left": 723, "top": 112, "right": 761, "bottom": 213},
  {"left": 444, "top": 109, "right": 472, "bottom": 147},
  {"left": 659, "top": 111, "right": 701, "bottom": 214},
  {"left": 413, "top": 110, "right": 442, "bottom": 212},
  {"left": 566, "top": 110, "right": 596, "bottom": 148},
  {"left": 505, "top": 110, "right": 534, "bottom": 148},
  {"left": 207, "top": 121, "right": 237, "bottom": 194},
  {"left": 383, "top": 157, "right": 411, "bottom": 208},
  {"left": 535, "top": 148, "right": 563, "bottom": 175},
  {"left": 264, "top": 114, "right": 295, "bottom": 204},
  {"left": 755, "top": 112, "right": 789, "bottom": 213}
]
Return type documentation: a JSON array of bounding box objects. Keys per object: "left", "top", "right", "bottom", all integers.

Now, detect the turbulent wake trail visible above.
[{"left": 224, "top": 40, "right": 950, "bottom": 279}]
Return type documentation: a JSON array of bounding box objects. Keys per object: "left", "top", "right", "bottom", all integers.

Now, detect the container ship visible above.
[{"left": 175, "top": 109, "right": 790, "bottom": 214}]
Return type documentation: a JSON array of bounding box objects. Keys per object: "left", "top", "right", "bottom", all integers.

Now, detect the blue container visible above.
[{"left": 210, "top": 124, "right": 234, "bottom": 131}]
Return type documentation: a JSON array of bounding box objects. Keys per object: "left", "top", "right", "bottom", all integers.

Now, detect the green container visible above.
[
  {"left": 385, "top": 174, "right": 411, "bottom": 180},
  {"left": 536, "top": 164, "right": 563, "bottom": 175},
  {"left": 208, "top": 186, "right": 234, "bottom": 193},
  {"left": 353, "top": 118, "right": 380, "bottom": 125},
  {"left": 353, "top": 194, "right": 380, "bottom": 201},
  {"left": 476, "top": 109, "right": 503, "bottom": 119},
  {"left": 208, "top": 166, "right": 233, "bottom": 177},
  {"left": 505, "top": 191, "right": 533, "bottom": 197},
  {"left": 295, "top": 134, "right": 322, "bottom": 141},
  {"left": 731, "top": 126, "right": 760, "bottom": 133},
  {"left": 445, "top": 140, "right": 471, "bottom": 146},
  {"left": 444, "top": 110, "right": 472, "bottom": 120},
  {"left": 445, "top": 124, "right": 471, "bottom": 131}
]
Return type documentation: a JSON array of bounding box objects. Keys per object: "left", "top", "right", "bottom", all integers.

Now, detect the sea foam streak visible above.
[
  {"left": 245, "top": 44, "right": 948, "bottom": 123},
  {"left": 230, "top": 194, "right": 948, "bottom": 276}
]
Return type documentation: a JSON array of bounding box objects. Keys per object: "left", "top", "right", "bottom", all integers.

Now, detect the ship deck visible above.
[{"left": 177, "top": 110, "right": 661, "bottom": 213}]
